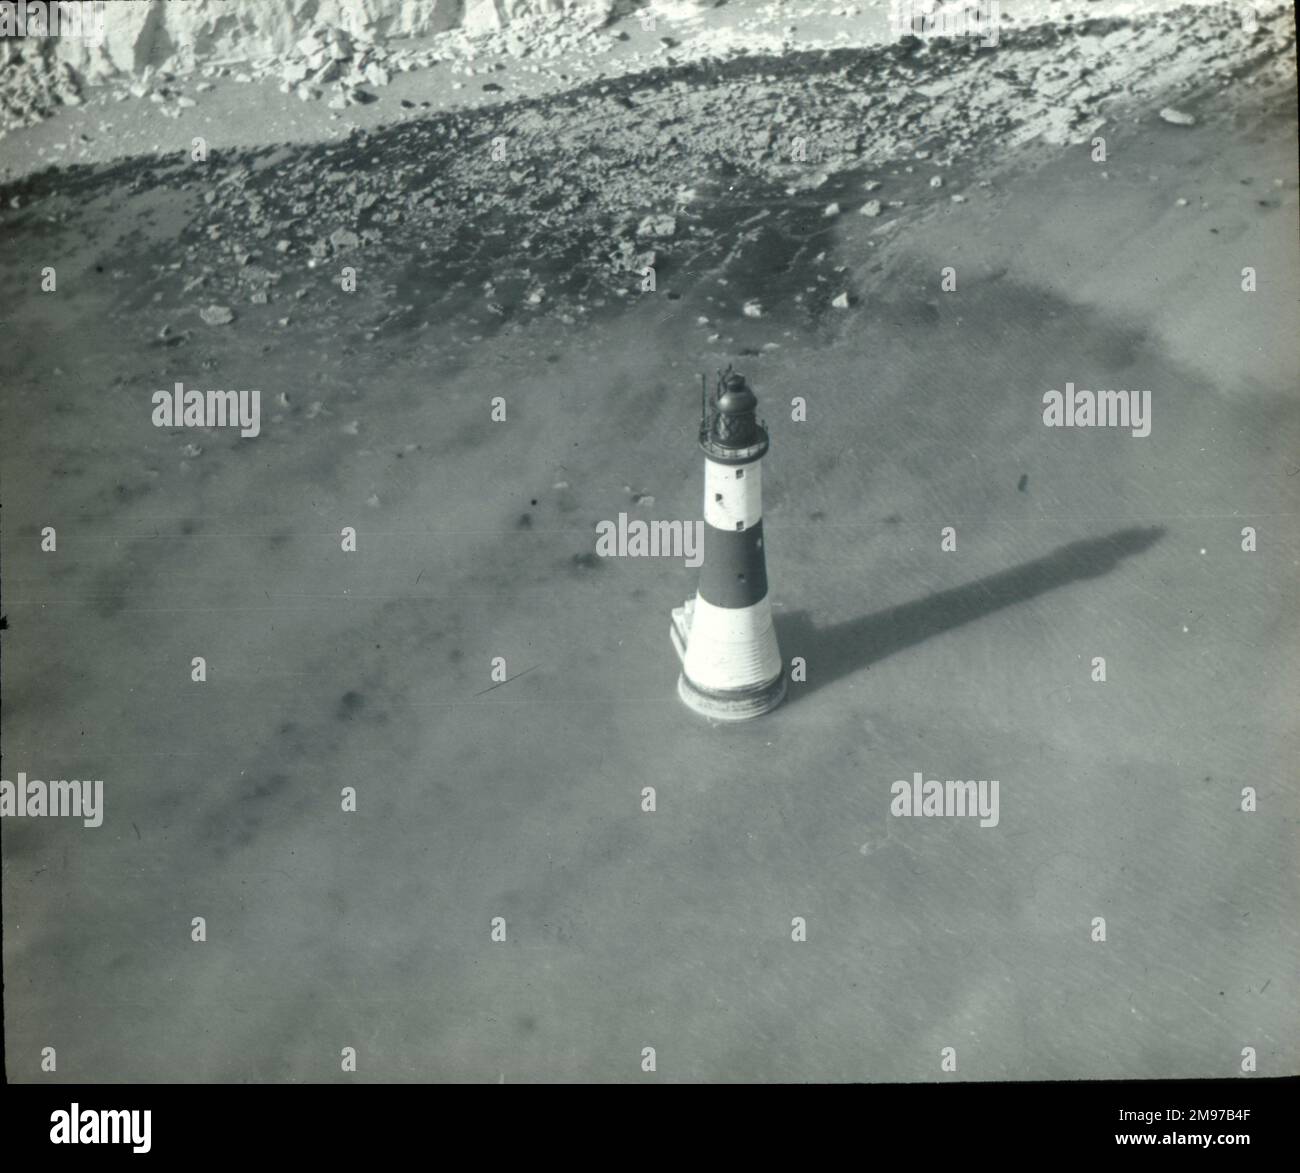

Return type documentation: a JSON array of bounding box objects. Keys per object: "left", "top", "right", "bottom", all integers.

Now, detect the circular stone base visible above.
[{"left": 677, "top": 669, "right": 787, "bottom": 722}]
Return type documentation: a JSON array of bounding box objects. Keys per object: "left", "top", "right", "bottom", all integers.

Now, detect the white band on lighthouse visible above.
[
  {"left": 703, "top": 459, "right": 763, "bottom": 532},
  {"left": 671, "top": 369, "right": 786, "bottom": 721}
]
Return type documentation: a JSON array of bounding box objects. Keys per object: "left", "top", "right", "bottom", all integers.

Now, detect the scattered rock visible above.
[
  {"left": 0, "top": 47, "right": 83, "bottom": 132},
  {"left": 636, "top": 213, "right": 677, "bottom": 238},
  {"left": 198, "top": 304, "right": 234, "bottom": 326}
]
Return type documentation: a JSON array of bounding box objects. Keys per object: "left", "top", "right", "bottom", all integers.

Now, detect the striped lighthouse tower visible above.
[{"left": 670, "top": 368, "right": 786, "bottom": 721}]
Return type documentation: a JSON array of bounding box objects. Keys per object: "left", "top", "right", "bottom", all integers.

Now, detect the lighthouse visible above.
[{"left": 670, "top": 368, "right": 786, "bottom": 721}]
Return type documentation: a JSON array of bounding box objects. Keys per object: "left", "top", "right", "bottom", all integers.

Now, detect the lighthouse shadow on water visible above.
[{"left": 773, "top": 526, "right": 1165, "bottom": 706}]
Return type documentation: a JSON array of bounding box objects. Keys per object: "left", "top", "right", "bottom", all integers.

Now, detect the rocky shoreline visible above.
[{"left": 2, "top": 4, "right": 1292, "bottom": 349}]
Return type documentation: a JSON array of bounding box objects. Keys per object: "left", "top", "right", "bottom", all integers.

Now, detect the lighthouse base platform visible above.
[{"left": 675, "top": 669, "right": 787, "bottom": 722}]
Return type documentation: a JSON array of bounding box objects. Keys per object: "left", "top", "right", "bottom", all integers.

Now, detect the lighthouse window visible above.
[
  {"left": 714, "top": 493, "right": 723, "bottom": 503},
  {"left": 735, "top": 521, "right": 744, "bottom": 531},
  {"left": 736, "top": 468, "right": 744, "bottom": 478}
]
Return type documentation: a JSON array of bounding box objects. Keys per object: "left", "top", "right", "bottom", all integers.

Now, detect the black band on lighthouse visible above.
[{"left": 698, "top": 520, "right": 769, "bottom": 608}]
